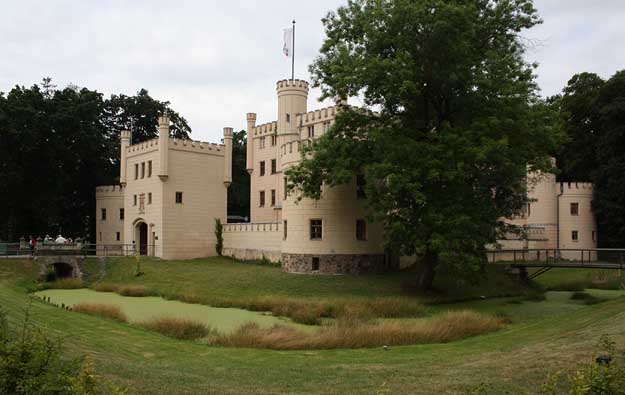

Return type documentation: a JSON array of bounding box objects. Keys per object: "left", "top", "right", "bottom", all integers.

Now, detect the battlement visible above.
[
  {"left": 170, "top": 138, "right": 224, "bottom": 155},
  {"left": 127, "top": 138, "right": 159, "bottom": 155},
  {"left": 276, "top": 79, "right": 309, "bottom": 92},
  {"left": 253, "top": 121, "right": 278, "bottom": 136},
  {"left": 247, "top": 113, "right": 257, "bottom": 121},
  {"left": 95, "top": 184, "right": 125, "bottom": 198},
  {"left": 223, "top": 127, "right": 233, "bottom": 137},
  {"left": 560, "top": 182, "right": 593, "bottom": 194},
  {"left": 297, "top": 106, "right": 337, "bottom": 125}
]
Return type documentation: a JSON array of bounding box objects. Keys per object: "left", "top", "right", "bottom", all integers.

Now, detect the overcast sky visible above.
[{"left": 1, "top": 1, "right": 624, "bottom": 143}]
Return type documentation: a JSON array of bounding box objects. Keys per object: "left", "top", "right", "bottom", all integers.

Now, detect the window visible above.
[
  {"left": 284, "top": 177, "right": 288, "bottom": 200},
  {"left": 323, "top": 121, "right": 331, "bottom": 133},
  {"left": 283, "top": 220, "right": 287, "bottom": 240},
  {"left": 141, "top": 162, "right": 145, "bottom": 178},
  {"left": 312, "top": 257, "right": 320, "bottom": 271},
  {"left": 99, "top": 232, "right": 102, "bottom": 242},
  {"left": 134, "top": 164, "right": 138, "bottom": 179},
  {"left": 286, "top": 113, "right": 291, "bottom": 123},
  {"left": 310, "top": 219, "right": 323, "bottom": 240},
  {"left": 271, "top": 159, "right": 277, "bottom": 174},
  {"left": 259, "top": 137, "right": 266, "bottom": 149},
  {"left": 148, "top": 192, "right": 152, "bottom": 204},
  {"left": 526, "top": 203, "right": 531, "bottom": 217},
  {"left": 356, "top": 219, "right": 367, "bottom": 241},
  {"left": 101, "top": 208, "right": 107, "bottom": 221},
  {"left": 119, "top": 208, "right": 124, "bottom": 220},
  {"left": 259, "top": 191, "right": 265, "bottom": 207},
  {"left": 260, "top": 161, "right": 266, "bottom": 176},
  {"left": 356, "top": 174, "right": 366, "bottom": 199},
  {"left": 175, "top": 191, "right": 183, "bottom": 204},
  {"left": 148, "top": 161, "right": 152, "bottom": 177},
  {"left": 271, "top": 135, "right": 277, "bottom": 146},
  {"left": 271, "top": 189, "right": 276, "bottom": 206},
  {"left": 570, "top": 202, "right": 579, "bottom": 216},
  {"left": 307, "top": 125, "right": 314, "bottom": 138},
  {"left": 592, "top": 230, "right": 596, "bottom": 242},
  {"left": 133, "top": 195, "right": 137, "bottom": 206},
  {"left": 116, "top": 232, "right": 120, "bottom": 241},
  {"left": 572, "top": 230, "right": 579, "bottom": 241},
  {"left": 139, "top": 193, "right": 145, "bottom": 213}
]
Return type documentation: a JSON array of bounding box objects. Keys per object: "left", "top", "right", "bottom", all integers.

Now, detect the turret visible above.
[
  {"left": 223, "top": 127, "right": 233, "bottom": 187},
  {"left": 276, "top": 79, "right": 309, "bottom": 134},
  {"left": 246, "top": 113, "right": 256, "bottom": 174},
  {"left": 119, "top": 130, "right": 131, "bottom": 186},
  {"left": 158, "top": 115, "right": 169, "bottom": 180}
]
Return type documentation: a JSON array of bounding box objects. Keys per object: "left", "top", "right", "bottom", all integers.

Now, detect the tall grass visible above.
[
  {"left": 72, "top": 303, "right": 128, "bottom": 322},
  {"left": 92, "top": 283, "right": 154, "bottom": 297},
  {"left": 140, "top": 317, "right": 213, "bottom": 340},
  {"left": 208, "top": 310, "right": 504, "bottom": 350}
]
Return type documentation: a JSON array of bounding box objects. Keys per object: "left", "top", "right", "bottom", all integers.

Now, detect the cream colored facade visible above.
[
  {"left": 95, "top": 116, "right": 231, "bottom": 259},
  {"left": 96, "top": 78, "right": 596, "bottom": 268}
]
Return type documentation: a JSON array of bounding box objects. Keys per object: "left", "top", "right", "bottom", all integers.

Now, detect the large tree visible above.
[
  {"left": 553, "top": 72, "right": 605, "bottom": 181},
  {"left": 593, "top": 70, "right": 625, "bottom": 248},
  {"left": 286, "top": 0, "right": 561, "bottom": 290}
]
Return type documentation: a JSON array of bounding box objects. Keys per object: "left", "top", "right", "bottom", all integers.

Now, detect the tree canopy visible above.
[
  {"left": 286, "top": 0, "right": 561, "bottom": 289},
  {"left": 0, "top": 79, "right": 191, "bottom": 242}
]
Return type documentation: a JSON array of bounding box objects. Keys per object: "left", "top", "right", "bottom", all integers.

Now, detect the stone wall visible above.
[
  {"left": 281, "top": 253, "right": 392, "bottom": 274},
  {"left": 222, "top": 222, "right": 282, "bottom": 262}
]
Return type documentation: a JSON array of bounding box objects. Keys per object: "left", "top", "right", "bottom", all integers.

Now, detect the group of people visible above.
[{"left": 27, "top": 234, "right": 78, "bottom": 255}]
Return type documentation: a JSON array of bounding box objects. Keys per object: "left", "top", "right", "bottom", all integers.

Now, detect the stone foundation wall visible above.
[{"left": 282, "top": 253, "right": 393, "bottom": 274}]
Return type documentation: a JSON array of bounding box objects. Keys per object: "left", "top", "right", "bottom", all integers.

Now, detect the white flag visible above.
[{"left": 283, "top": 28, "right": 293, "bottom": 58}]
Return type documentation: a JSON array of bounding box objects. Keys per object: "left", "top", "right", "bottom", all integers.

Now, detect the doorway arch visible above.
[{"left": 135, "top": 221, "right": 148, "bottom": 256}]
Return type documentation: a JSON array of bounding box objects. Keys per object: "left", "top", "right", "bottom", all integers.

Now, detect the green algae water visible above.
[{"left": 35, "top": 288, "right": 312, "bottom": 333}]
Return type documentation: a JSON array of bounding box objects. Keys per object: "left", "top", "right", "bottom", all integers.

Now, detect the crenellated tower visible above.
[
  {"left": 119, "top": 130, "right": 131, "bottom": 186},
  {"left": 276, "top": 79, "right": 309, "bottom": 169},
  {"left": 246, "top": 113, "right": 256, "bottom": 174}
]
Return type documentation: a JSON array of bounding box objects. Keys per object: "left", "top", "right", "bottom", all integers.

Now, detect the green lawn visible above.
[
  {"left": 84, "top": 256, "right": 527, "bottom": 302},
  {"left": 3, "top": 258, "right": 625, "bottom": 394}
]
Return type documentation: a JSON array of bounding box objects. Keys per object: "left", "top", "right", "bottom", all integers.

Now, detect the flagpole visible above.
[{"left": 291, "top": 20, "right": 295, "bottom": 81}]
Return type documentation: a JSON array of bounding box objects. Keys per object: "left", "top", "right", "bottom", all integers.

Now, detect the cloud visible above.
[{"left": 1, "top": 1, "right": 623, "bottom": 142}]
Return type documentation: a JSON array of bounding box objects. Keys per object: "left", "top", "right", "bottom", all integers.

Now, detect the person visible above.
[
  {"left": 55, "top": 234, "right": 66, "bottom": 244},
  {"left": 28, "top": 235, "right": 36, "bottom": 256},
  {"left": 131, "top": 240, "right": 137, "bottom": 256}
]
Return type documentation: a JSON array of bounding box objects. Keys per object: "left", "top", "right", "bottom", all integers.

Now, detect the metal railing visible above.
[
  {"left": 0, "top": 242, "right": 156, "bottom": 258},
  {"left": 487, "top": 248, "right": 625, "bottom": 268}
]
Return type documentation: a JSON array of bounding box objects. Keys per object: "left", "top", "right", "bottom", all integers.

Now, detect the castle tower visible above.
[
  {"left": 158, "top": 115, "right": 170, "bottom": 180},
  {"left": 119, "top": 130, "right": 131, "bottom": 186},
  {"left": 223, "top": 127, "right": 233, "bottom": 187},
  {"left": 246, "top": 113, "right": 256, "bottom": 174},
  {"left": 276, "top": 79, "right": 309, "bottom": 169}
]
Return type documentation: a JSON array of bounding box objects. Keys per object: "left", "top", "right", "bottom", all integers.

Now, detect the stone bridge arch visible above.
[{"left": 35, "top": 255, "right": 85, "bottom": 281}]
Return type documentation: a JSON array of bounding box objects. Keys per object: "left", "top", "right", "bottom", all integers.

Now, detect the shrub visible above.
[
  {"left": 140, "top": 317, "right": 213, "bottom": 340},
  {"left": 72, "top": 303, "right": 128, "bottom": 322},
  {"left": 541, "top": 335, "right": 625, "bottom": 395},
  {"left": 570, "top": 291, "right": 603, "bottom": 305},
  {"left": 214, "top": 218, "right": 223, "bottom": 256},
  {"left": 0, "top": 308, "right": 127, "bottom": 394},
  {"left": 208, "top": 310, "right": 504, "bottom": 349}
]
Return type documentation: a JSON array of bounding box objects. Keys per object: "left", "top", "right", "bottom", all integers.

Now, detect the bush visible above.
[
  {"left": 208, "top": 310, "right": 504, "bottom": 349},
  {"left": 541, "top": 335, "right": 625, "bottom": 394},
  {"left": 214, "top": 218, "right": 223, "bottom": 256},
  {"left": 72, "top": 303, "right": 128, "bottom": 322},
  {"left": 570, "top": 291, "right": 603, "bottom": 305},
  {"left": 140, "top": 317, "right": 213, "bottom": 340},
  {"left": 0, "top": 308, "right": 126, "bottom": 394}
]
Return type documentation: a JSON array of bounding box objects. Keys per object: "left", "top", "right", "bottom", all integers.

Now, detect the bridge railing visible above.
[
  {"left": 487, "top": 248, "right": 625, "bottom": 266},
  {"left": 0, "top": 243, "right": 157, "bottom": 258}
]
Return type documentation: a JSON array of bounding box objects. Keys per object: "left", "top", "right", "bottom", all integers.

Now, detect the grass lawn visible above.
[{"left": 2, "top": 257, "right": 625, "bottom": 394}]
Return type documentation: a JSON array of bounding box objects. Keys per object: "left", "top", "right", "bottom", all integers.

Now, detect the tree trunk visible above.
[{"left": 416, "top": 248, "right": 438, "bottom": 291}]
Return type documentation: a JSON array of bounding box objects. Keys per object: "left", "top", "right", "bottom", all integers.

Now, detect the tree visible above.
[
  {"left": 554, "top": 72, "right": 605, "bottom": 181},
  {"left": 227, "top": 129, "right": 250, "bottom": 218},
  {"left": 286, "top": 0, "right": 561, "bottom": 290},
  {"left": 593, "top": 70, "right": 625, "bottom": 248}
]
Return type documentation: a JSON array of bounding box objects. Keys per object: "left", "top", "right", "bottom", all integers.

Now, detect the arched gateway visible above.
[{"left": 35, "top": 255, "right": 85, "bottom": 281}]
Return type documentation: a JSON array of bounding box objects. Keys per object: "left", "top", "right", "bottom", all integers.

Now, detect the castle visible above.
[{"left": 96, "top": 78, "right": 597, "bottom": 271}]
